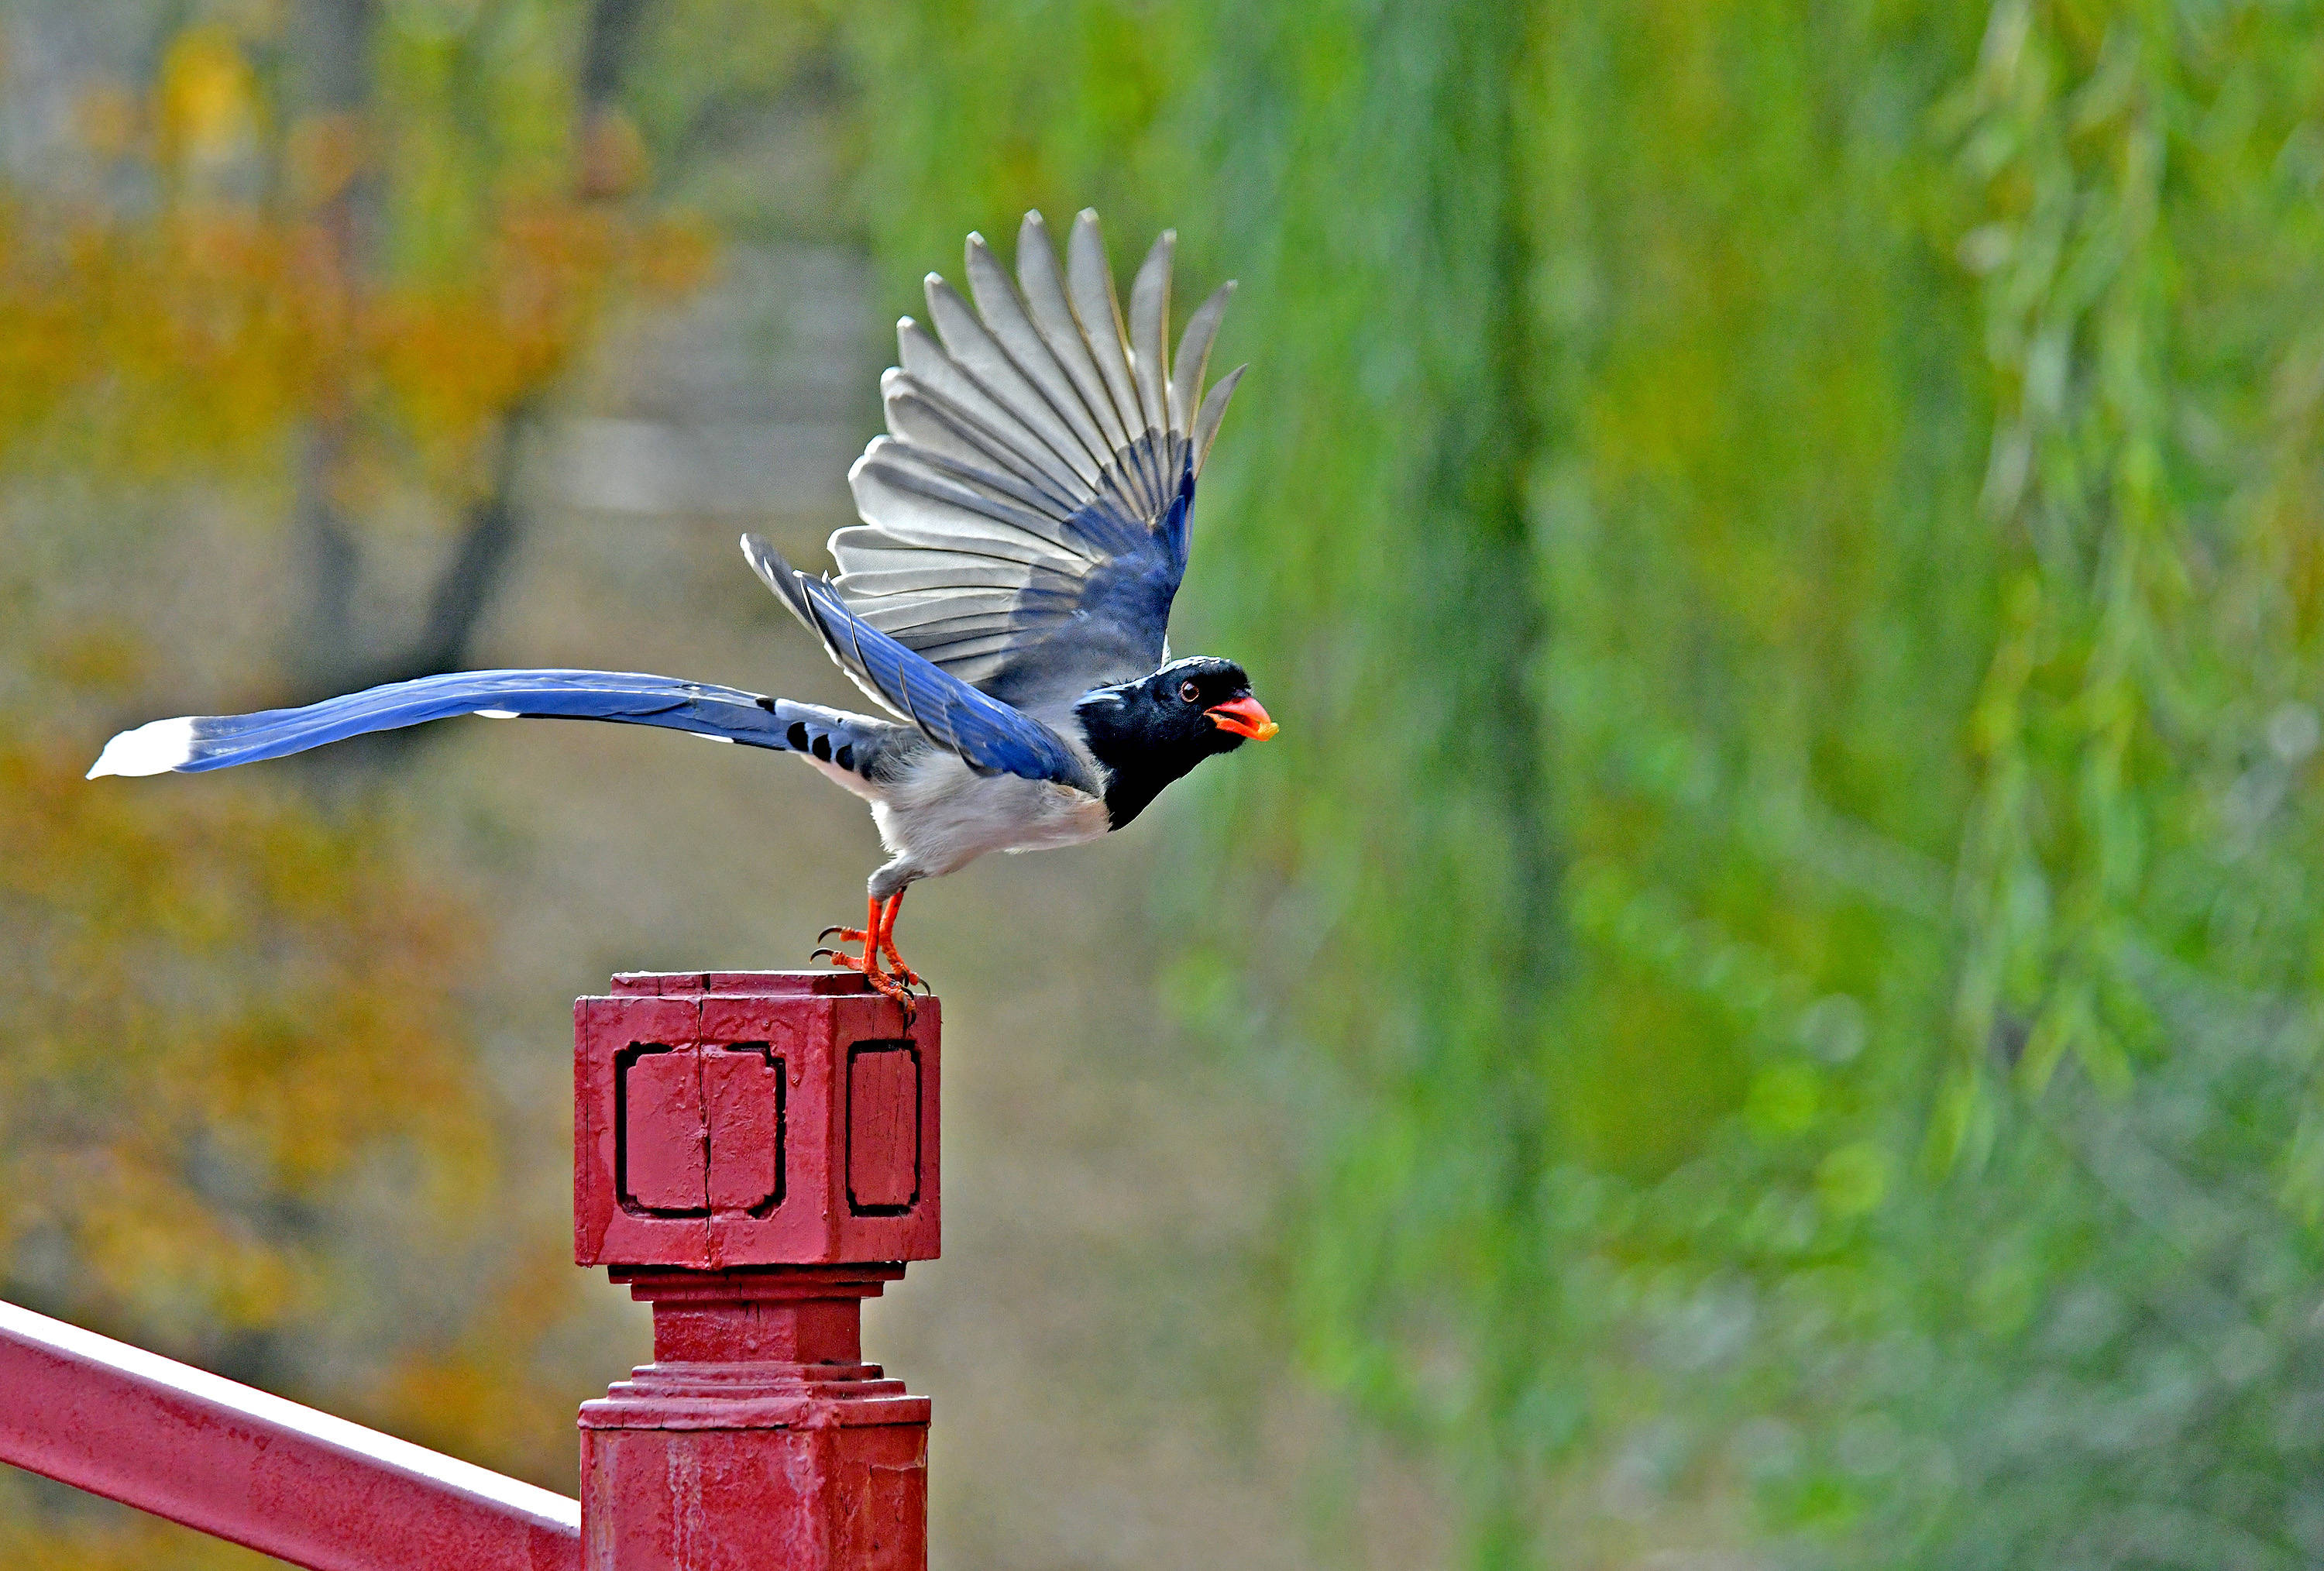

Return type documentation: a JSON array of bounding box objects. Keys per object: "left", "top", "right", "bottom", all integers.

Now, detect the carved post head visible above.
[{"left": 573, "top": 971, "right": 940, "bottom": 1270}]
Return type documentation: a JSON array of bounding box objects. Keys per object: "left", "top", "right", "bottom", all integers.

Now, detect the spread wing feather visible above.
[
  {"left": 741, "top": 535, "right": 1092, "bottom": 789},
  {"left": 1194, "top": 364, "right": 1246, "bottom": 476},
  {"left": 896, "top": 321, "right": 1089, "bottom": 497},
  {"left": 1066, "top": 215, "right": 1155, "bottom": 515},
  {"left": 1169, "top": 281, "right": 1234, "bottom": 433},
  {"left": 1127, "top": 233, "right": 1174, "bottom": 454},
  {"left": 1017, "top": 213, "right": 1136, "bottom": 459},
  {"left": 810, "top": 209, "right": 1243, "bottom": 718},
  {"left": 962, "top": 235, "right": 1114, "bottom": 467}
]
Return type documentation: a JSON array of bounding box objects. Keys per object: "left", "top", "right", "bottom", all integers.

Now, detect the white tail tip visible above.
[{"left": 87, "top": 717, "right": 197, "bottom": 779}]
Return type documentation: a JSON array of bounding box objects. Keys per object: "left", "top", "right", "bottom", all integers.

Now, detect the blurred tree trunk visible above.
[
  {"left": 287, "top": 0, "right": 376, "bottom": 701},
  {"left": 287, "top": 0, "right": 652, "bottom": 729}
]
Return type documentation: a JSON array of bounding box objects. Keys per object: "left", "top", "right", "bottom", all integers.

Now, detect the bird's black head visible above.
[{"left": 1073, "top": 656, "right": 1278, "bottom": 830}]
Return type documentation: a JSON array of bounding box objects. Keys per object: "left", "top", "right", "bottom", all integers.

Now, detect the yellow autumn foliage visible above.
[
  {"left": 0, "top": 729, "right": 491, "bottom": 1339},
  {"left": 0, "top": 9, "right": 714, "bottom": 1562},
  {"left": 0, "top": 188, "right": 701, "bottom": 493}
]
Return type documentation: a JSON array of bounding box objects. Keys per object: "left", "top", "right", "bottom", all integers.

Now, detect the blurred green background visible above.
[{"left": 6, "top": 1, "right": 2324, "bottom": 1566}]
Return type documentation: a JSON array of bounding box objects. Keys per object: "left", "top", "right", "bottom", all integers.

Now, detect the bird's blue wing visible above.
[
  {"left": 740, "top": 541, "right": 1092, "bottom": 790},
  {"left": 823, "top": 209, "right": 1246, "bottom": 719}
]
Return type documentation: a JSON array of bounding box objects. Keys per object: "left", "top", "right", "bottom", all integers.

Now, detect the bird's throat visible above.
[
  {"left": 1095, "top": 755, "right": 1194, "bottom": 830},
  {"left": 1076, "top": 700, "right": 1207, "bottom": 830}
]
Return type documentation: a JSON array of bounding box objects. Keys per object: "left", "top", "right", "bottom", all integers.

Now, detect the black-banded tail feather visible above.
[{"left": 86, "top": 669, "right": 901, "bottom": 781}]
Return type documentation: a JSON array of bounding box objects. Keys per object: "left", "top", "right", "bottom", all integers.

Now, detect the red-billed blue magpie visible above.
[{"left": 88, "top": 211, "right": 1276, "bottom": 1005}]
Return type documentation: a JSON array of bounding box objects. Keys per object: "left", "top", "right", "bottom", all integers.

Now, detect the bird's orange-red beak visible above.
[{"left": 1206, "top": 696, "right": 1279, "bottom": 741}]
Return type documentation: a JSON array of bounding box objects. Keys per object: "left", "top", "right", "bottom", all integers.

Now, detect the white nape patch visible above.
[
  {"left": 86, "top": 716, "right": 197, "bottom": 779},
  {"left": 476, "top": 708, "right": 519, "bottom": 719}
]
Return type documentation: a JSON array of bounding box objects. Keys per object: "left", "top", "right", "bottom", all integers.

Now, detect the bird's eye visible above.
[{"left": 1178, "top": 679, "right": 1202, "bottom": 703}]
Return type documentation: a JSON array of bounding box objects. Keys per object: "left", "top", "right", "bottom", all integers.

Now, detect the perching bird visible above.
[{"left": 88, "top": 210, "right": 1277, "bottom": 1006}]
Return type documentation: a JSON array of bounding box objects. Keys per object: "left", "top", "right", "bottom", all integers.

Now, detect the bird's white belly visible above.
[{"left": 868, "top": 755, "right": 1109, "bottom": 878}]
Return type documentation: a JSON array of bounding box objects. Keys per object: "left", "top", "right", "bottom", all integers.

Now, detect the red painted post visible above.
[{"left": 574, "top": 971, "right": 939, "bottom": 1569}]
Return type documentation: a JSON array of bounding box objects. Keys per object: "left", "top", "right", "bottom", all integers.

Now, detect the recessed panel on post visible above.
[
  {"left": 705, "top": 1045, "right": 783, "bottom": 1214},
  {"left": 575, "top": 972, "right": 938, "bottom": 1268},
  {"left": 847, "top": 1043, "right": 920, "bottom": 1215},
  {"left": 618, "top": 1047, "right": 705, "bottom": 1215}
]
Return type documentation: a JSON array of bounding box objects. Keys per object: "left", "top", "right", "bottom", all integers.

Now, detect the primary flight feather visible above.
[{"left": 87, "top": 211, "right": 1276, "bottom": 1006}]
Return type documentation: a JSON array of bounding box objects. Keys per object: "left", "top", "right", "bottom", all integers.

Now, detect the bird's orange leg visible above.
[
  {"left": 874, "top": 890, "right": 923, "bottom": 995},
  {"left": 812, "top": 895, "right": 915, "bottom": 1009}
]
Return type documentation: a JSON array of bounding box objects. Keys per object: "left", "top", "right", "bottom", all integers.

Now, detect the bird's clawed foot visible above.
[{"left": 811, "top": 892, "right": 925, "bottom": 1016}]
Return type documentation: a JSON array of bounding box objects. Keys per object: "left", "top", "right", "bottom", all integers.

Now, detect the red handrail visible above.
[
  {"left": 3, "top": 970, "right": 933, "bottom": 1569},
  {"left": 0, "top": 1299, "right": 579, "bottom": 1571}
]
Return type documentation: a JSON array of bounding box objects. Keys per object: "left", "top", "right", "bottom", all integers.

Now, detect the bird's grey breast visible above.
[{"left": 868, "top": 747, "right": 1109, "bottom": 878}]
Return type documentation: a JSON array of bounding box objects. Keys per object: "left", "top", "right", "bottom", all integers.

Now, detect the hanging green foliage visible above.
[{"left": 848, "top": 1, "right": 2324, "bottom": 1565}]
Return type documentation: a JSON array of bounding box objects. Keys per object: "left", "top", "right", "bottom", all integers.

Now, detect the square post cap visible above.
[{"left": 573, "top": 971, "right": 939, "bottom": 1270}]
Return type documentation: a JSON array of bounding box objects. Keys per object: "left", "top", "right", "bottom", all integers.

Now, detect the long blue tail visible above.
[{"left": 87, "top": 669, "right": 880, "bottom": 778}]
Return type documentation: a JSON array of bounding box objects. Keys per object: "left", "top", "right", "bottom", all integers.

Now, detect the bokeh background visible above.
[{"left": 6, "top": 2, "right": 2324, "bottom": 1567}]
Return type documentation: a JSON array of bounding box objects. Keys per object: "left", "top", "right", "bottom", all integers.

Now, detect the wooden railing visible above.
[
  {"left": 0, "top": 1300, "right": 581, "bottom": 1569},
  {"left": 0, "top": 971, "right": 937, "bottom": 1570}
]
